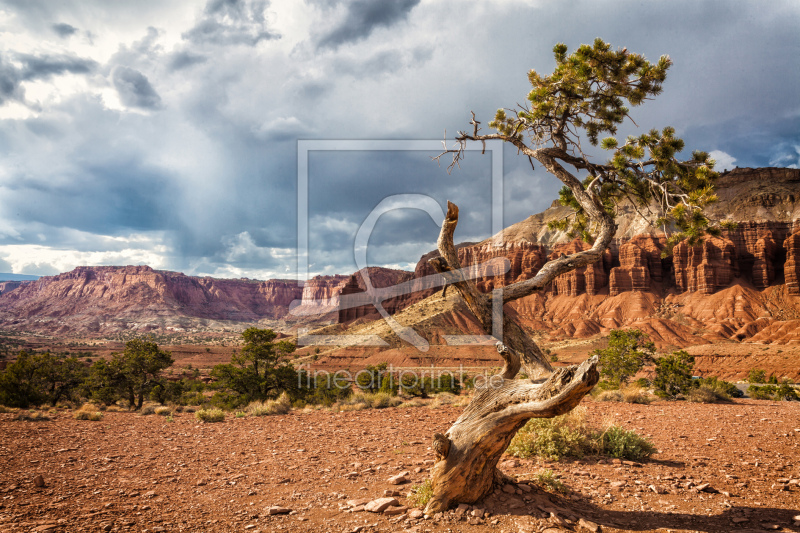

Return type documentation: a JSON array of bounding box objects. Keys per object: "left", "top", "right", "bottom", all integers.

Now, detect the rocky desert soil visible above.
[{"left": 2, "top": 398, "right": 799, "bottom": 533}]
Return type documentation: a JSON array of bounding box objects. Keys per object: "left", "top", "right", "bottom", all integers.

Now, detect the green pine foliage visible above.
[
  {"left": 445, "top": 38, "right": 722, "bottom": 256},
  {"left": 592, "top": 329, "right": 655, "bottom": 388},
  {"left": 653, "top": 350, "right": 695, "bottom": 399}
]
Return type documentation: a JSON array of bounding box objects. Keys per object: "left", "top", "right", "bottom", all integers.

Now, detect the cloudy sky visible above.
[{"left": 0, "top": 0, "right": 798, "bottom": 279}]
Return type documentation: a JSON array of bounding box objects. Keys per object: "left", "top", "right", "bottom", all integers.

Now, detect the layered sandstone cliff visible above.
[{"left": 0, "top": 265, "right": 411, "bottom": 333}]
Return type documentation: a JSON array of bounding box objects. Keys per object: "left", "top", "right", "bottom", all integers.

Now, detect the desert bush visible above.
[
  {"left": 105, "top": 404, "right": 126, "bottom": 412},
  {"left": 747, "top": 368, "right": 767, "bottom": 384},
  {"left": 687, "top": 385, "right": 729, "bottom": 403},
  {"left": 407, "top": 479, "right": 434, "bottom": 508},
  {"left": 246, "top": 392, "right": 291, "bottom": 416},
  {"left": 748, "top": 384, "right": 776, "bottom": 400},
  {"left": 749, "top": 382, "right": 798, "bottom": 401},
  {"left": 507, "top": 407, "right": 656, "bottom": 462},
  {"left": 634, "top": 378, "right": 651, "bottom": 388},
  {"left": 16, "top": 410, "right": 51, "bottom": 421},
  {"left": 532, "top": 469, "right": 567, "bottom": 493},
  {"left": 594, "top": 425, "right": 656, "bottom": 461},
  {"left": 0, "top": 405, "right": 17, "bottom": 413},
  {"left": 697, "top": 376, "right": 738, "bottom": 397},
  {"left": 776, "top": 381, "right": 799, "bottom": 401},
  {"left": 195, "top": 408, "right": 225, "bottom": 422},
  {"left": 183, "top": 406, "right": 197, "bottom": 413},
  {"left": 139, "top": 404, "right": 157, "bottom": 415},
  {"left": 507, "top": 408, "right": 591, "bottom": 460},
  {"left": 653, "top": 350, "right": 695, "bottom": 399},
  {"left": 154, "top": 406, "right": 172, "bottom": 416}
]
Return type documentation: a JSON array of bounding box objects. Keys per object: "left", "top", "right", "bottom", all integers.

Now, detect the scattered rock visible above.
[
  {"left": 265, "top": 506, "right": 291, "bottom": 515},
  {"left": 364, "top": 497, "right": 399, "bottom": 513},
  {"left": 33, "top": 475, "right": 45, "bottom": 488},
  {"left": 502, "top": 483, "right": 516, "bottom": 494},
  {"left": 387, "top": 474, "right": 409, "bottom": 485},
  {"left": 578, "top": 518, "right": 601, "bottom": 532},
  {"left": 346, "top": 498, "right": 371, "bottom": 507},
  {"left": 408, "top": 509, "right": 424, "bottom": 519},
  {"left": 383, "top": 505, "right": 407, "bottom": 515}
]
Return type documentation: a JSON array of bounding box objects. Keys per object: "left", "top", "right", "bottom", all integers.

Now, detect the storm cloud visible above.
[
  {"left": 315, "top": 0, "right": 421, "bottom": 50},
  {"left": 0, "top": 0, "right": 797, "bottom": 278},
  {"left": 112, "top": 66, "right": 162, "bottom": 109}
]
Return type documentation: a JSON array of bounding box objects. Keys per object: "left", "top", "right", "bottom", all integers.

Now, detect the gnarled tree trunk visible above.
[{"left": 423, "top": 202, "right": 602, "bottom": 515}]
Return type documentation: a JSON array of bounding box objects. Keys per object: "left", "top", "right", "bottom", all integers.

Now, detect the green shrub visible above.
[
  {"left": 747, "top": 368, "right": 766, "bottom": 384},
  {"left": 687, "top": 385, "right": 730, "bottom": 403},
  {"left": 407, "top": 479, "right": 433, "bottom": 508},
  {"left": 195, "top": 408, "right": 225, "bottom": 422},
  {"left": 507, "top": 408, "right": 591, "bottom": 460},
  {"left": 595, "top": 425, "right": 656, "bottom": 461},
  {"left": 776, "top": 381, "right": 799, "bottom": 401},
  {"left": 698, "top": 376, "right": 737, "bottom": 397},
  {"left": 748, "top": 384, "right": 776, "bottom": 400},
  {"left": 653, "top": 350, "right": 695, "bottom": 399},
  {"left": 507, "top": 407, "right": 656, "bottom": 462},
  {"left": 532, "top": 469, "right": 567, "bottom": 493},
  {"left": 592, "top": 329, "right": 655, "bottom": 388}
]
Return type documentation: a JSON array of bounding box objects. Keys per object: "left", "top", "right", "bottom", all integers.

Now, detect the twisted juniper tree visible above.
[{"left": 424, "top": 39, "right": 722, "bottom": 514}]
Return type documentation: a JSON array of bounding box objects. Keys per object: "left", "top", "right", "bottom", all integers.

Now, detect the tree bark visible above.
[{"left": 423, "top": 201, "right": 601, "bottom": 515}]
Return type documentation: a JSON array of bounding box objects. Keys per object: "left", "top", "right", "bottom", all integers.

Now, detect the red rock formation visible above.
[
  {"left": 609, "top": 235, "right": 666, "bottom": 296},
  {"left": 548, "top": 239, "right": 609, "bottom": 296},
  {"left": 672, "top": 237, "right": 736, "bottom": 294},
  {"left": 785, "top": 231, "right": 800, "bottom": 295},
  {"left": 0, "top": 281, "right": 23, "bottom": 295}
]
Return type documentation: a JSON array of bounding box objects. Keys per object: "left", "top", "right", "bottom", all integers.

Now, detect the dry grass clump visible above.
[
  {"left": 688, "top": 384, "right": 731, "bottom": 403},
  {"left": 333, "top": 392, "right": 402, "bottom": 411},
  {"left": 398, "top": 398, "right": 426, "bottom": 409},
  {"left": 595, "top": 390, "right": 625, "bottom": 402},
  {"left": 246, "top": 392, "right": 291, "bottom": 416},
  {"left": 0, "top": 405, "right": 18, "bottom": 414},
  {"left": 16, "top": 410, "right": 51, "bottom": 421},
  {"left": 139, "top": 403, "right": 158, "bottom": 415},
  {"left": 105, "top": 404, "right": 126, "bottom": 412},
  {"left": 154, "top": 406, "right": 172, "bottom": 416},
  {"left": 74, "top": 403, "right": 103, "bottom": 421},
  {"left": 596, "top": 387, "right": 653, "bottom": 404},
  {"left": 195, "top": 408, "right": 225, "bottom": 423}
]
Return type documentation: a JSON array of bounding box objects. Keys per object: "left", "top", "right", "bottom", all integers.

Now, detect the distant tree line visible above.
[{"left": 0, "top": 327, "right": 464, "bottom": 410}]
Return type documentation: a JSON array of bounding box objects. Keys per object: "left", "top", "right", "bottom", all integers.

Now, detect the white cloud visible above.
[{"left": 709, "top": 150, "right": 737, "bottom": 171}]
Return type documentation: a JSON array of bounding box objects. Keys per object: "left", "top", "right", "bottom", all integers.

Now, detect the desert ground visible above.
[{"left": 2, "top": 398, "right": 799, "bottom": 533}]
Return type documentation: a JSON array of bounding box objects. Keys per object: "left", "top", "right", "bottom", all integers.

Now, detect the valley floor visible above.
[{"left": 1, "top": 398, "right": 799, "bottom": 533}]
